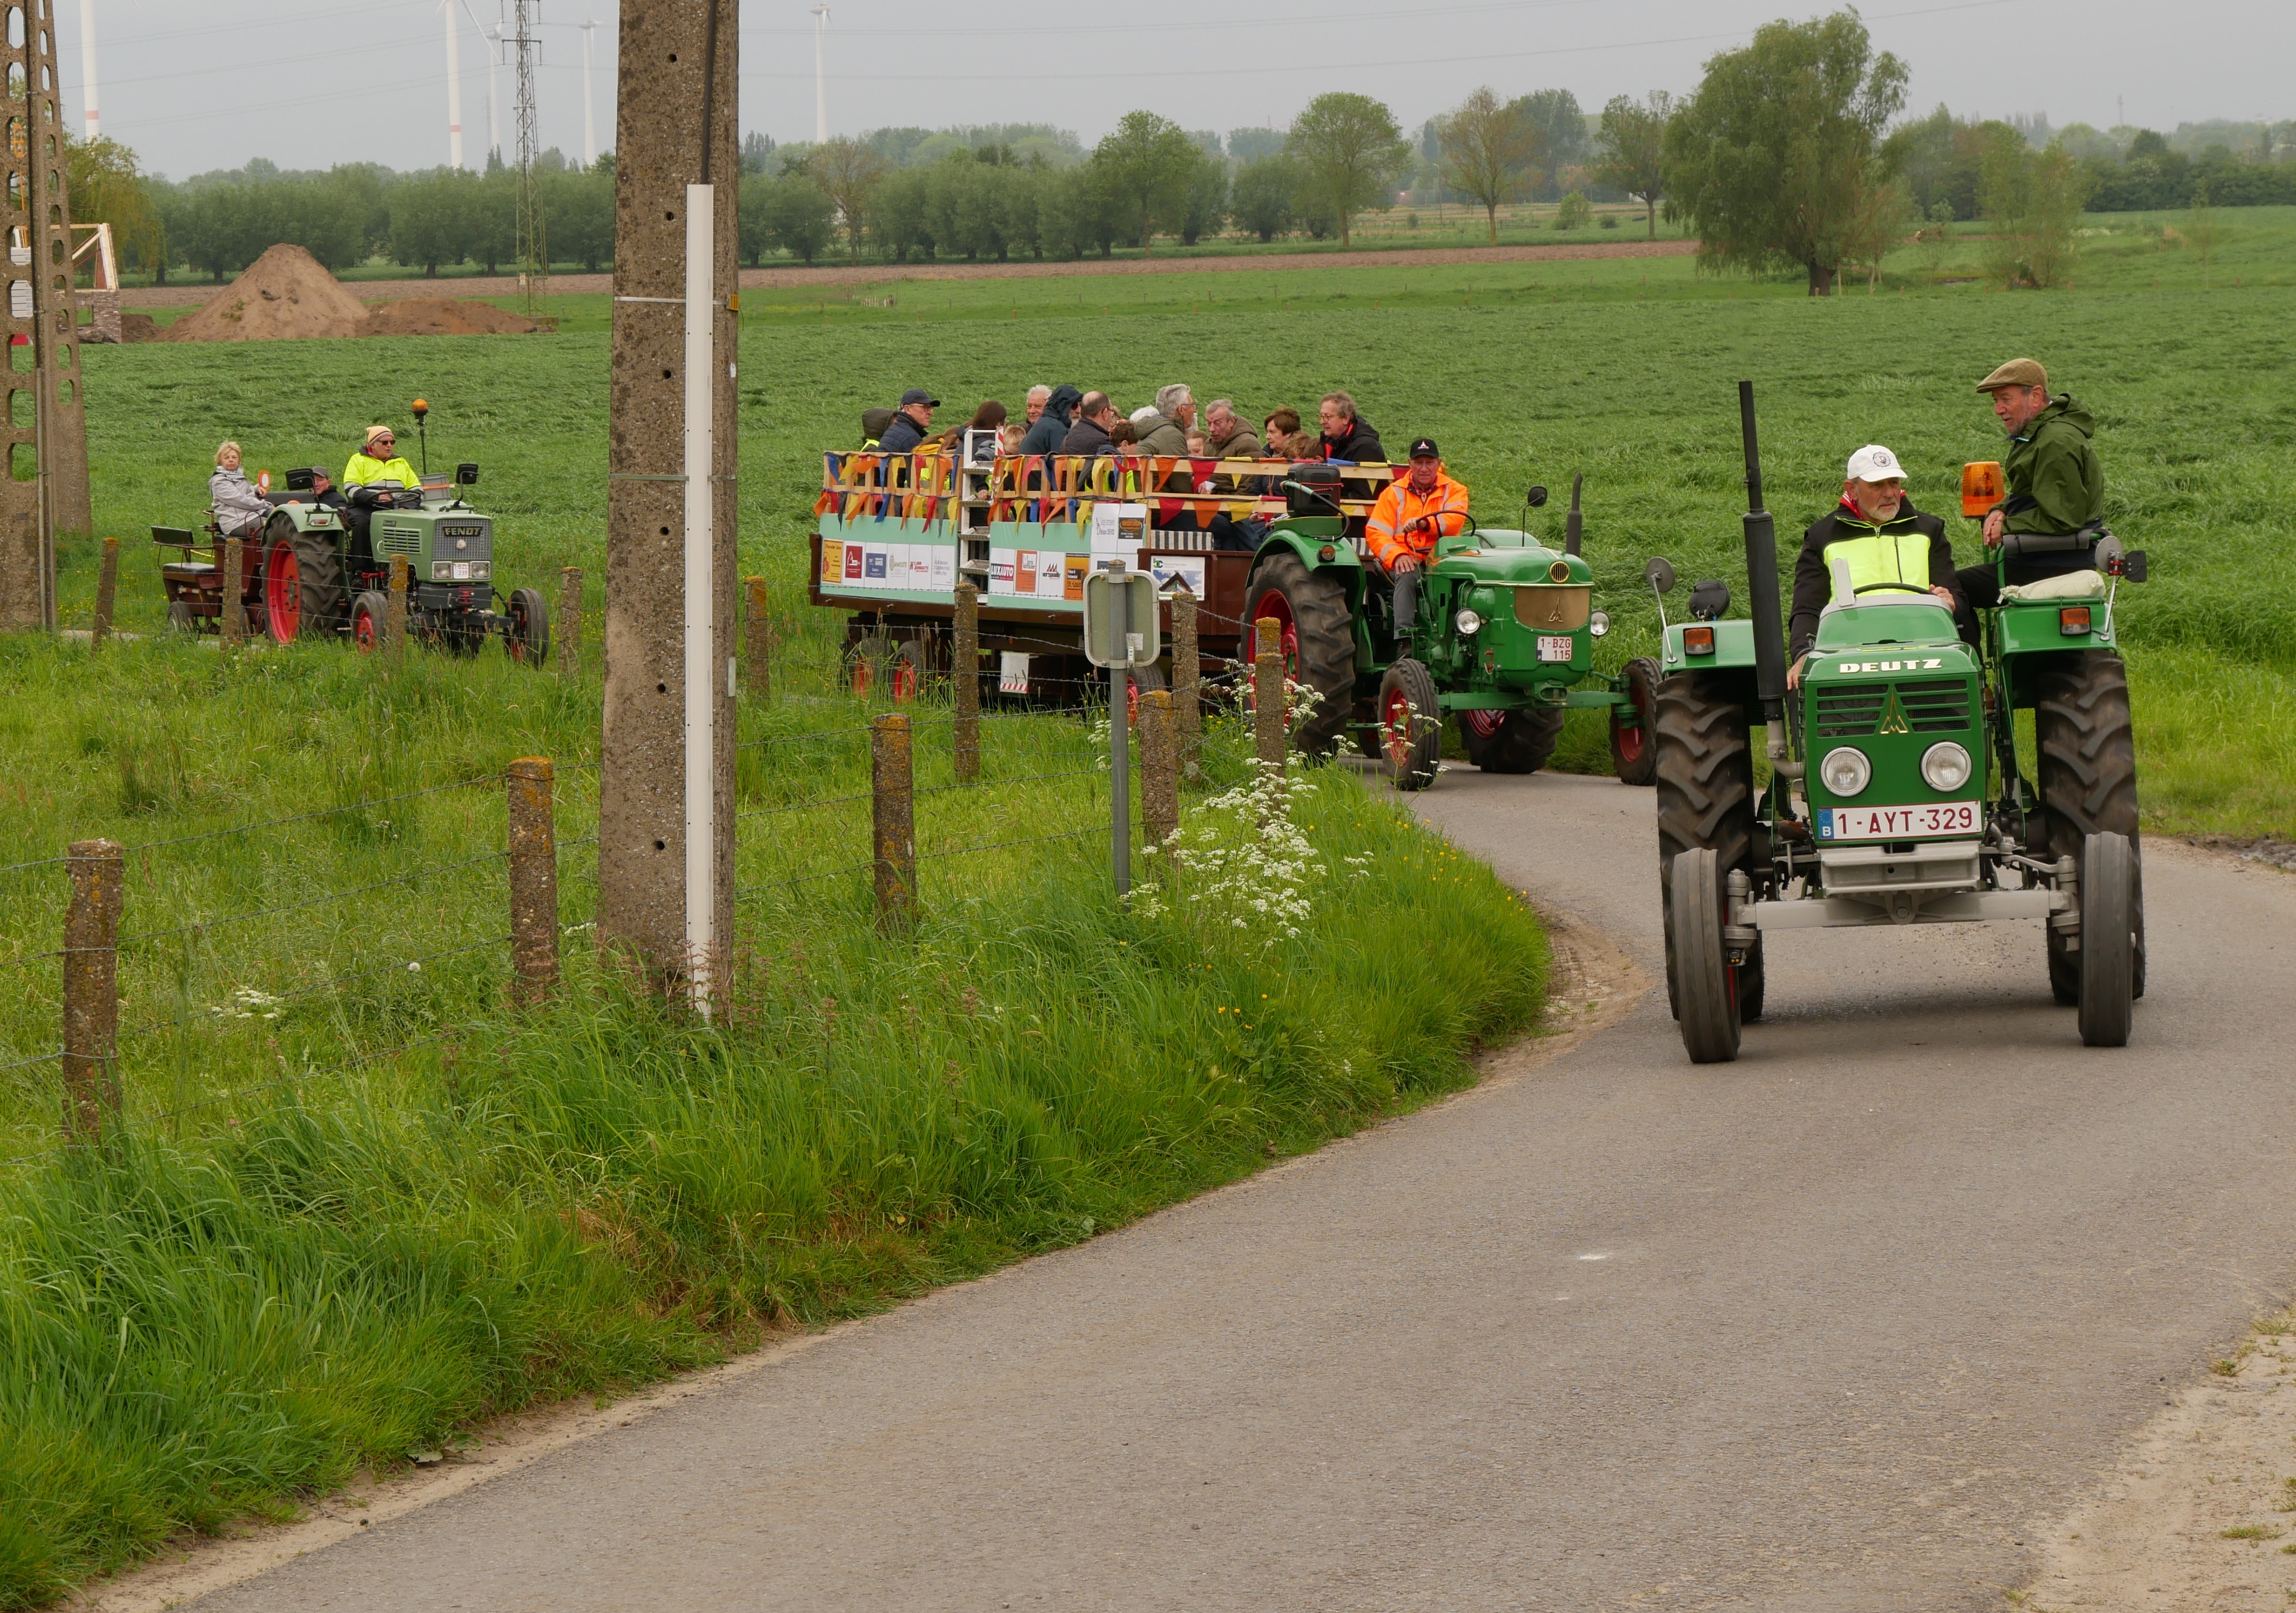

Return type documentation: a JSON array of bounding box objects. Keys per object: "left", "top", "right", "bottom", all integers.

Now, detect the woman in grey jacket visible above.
[{"left": 209, "top": 440, "right": 270, "bottom": 538}]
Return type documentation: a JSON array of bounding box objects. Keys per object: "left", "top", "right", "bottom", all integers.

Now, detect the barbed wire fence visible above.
[{"left": 0, "top": 588, "right": 1288, "bottom": 1173}]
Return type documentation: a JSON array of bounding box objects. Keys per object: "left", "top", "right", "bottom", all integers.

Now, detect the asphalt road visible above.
[{"left": 189, "top": 770, "right": 2296, "bottom": 1612}]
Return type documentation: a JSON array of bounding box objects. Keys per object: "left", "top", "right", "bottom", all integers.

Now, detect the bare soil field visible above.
[{"left": 120, "top": 237, "right": 1699, "bottom": 309}]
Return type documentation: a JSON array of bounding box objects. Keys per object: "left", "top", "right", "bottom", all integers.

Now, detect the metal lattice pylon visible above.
[
  {"left": 511, "top": 0, "right": 547, "bottom": 316},
  {"left": 0, "top": 14, "right": 92, "bottom": 630}
]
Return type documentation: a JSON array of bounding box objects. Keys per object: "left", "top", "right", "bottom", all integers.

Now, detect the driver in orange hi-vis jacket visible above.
[{"left": 1365, "top": 436, "right": 1470, "bottom": 634}]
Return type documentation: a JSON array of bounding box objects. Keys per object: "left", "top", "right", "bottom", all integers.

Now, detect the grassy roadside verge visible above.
[{"left": 0, "top": 635, "right": 1545, "bottom": 1608}]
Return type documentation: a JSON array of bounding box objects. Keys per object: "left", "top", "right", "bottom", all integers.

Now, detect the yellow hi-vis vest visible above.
[{"left": 1824, "top": 527, "right": 1934, "bottom": 607}]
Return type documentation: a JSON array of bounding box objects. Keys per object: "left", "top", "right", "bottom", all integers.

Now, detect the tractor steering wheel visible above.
[{"left": 1851, "top": 582, "right": 1932, "bottom": 597}]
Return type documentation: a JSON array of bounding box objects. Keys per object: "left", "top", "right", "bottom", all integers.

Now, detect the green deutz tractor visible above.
[
  {"left": 1652, "top": 383, "right": 2147, "bottom": 1062},
  {"left": 1241, "top": 469, "right": 1659, "bottom": 789}
]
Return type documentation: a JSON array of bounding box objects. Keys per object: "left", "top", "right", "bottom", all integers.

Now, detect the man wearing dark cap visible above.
[
  {"left": 1955, "top": 357, "right": 2106, "bottom": 642},
  {"left": 876, "top": 389, "right": 939, "bottom": 454},
  {"left": 1364, "top": 437, "right": 1470, "bottom": 635}
]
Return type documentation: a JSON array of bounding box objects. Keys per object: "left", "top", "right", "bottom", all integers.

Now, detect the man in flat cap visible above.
[{"left": 1955, "top": 358, "right": 2105, "bottom": 642}]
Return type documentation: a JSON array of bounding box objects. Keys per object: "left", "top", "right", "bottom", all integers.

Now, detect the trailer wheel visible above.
[
  {"left": 1245, "top": 548, "right": 1353, "bottom": 757},
  {"left": 2078, "top": 830, "right": 2136, "bottom": 1048},
  {"left": 167, "top": 600, "right": 195, "bottom": 634},
  {"left": 1609, "top": 656, "right": 1661, "bottom": 786},
  {"left": 2035, "top": 651, "right": 2144, "bottom": 1004},
  {"left": 1654, "top": 671, "right": 1756, "bottom": 1023},
  {"left": 292, "top": 524, "right": 348, "bottom": 639},
  {"left": 505, "top": 588, "right": 550, "bottom": 668},
  {"left": 1670, "top": 847, "right": 1742, "bottom": 1063},
  {"left": 349, "top": 591, "right": 389, "bottom": 654},
  {"left": 1377, "top": 658, "right": 1443, "bottom": 791}
]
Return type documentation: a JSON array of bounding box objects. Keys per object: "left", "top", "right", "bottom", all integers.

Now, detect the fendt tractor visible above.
[
  {"left": 808, "top": 437, "right": 1657, "bottom": 786},
  {"left": 1651, "top": 383, "right": 2147, "bottom": 1062},
  {"left": 156, "top": 402, "right": 550, "bottom": 664}
]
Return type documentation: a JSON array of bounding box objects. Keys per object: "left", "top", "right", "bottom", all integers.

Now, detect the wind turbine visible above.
[
  {"left": 439, "top": 0, "right": 464, "bottom": 168},
  {"left": 811, "top": 2, "right": 829, "bottom": 144},
  {"left": 77, "top": 0, "right": 100, "bottom": 141}
]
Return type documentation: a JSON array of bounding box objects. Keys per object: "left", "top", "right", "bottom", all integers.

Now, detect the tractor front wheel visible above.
[
  {"left": 1609, "top": 655, "right": 1660, "bottom": 786},
  {"left": 349, "top": 591, "right": 388, "bottom": 654},
  {"left": 1669, "top": 847, "right": 1742, "bottom": 1063},
  {"left": 1465, "top": 707, "right": 1564, "bottom": 774},
  {"left": 505, "top": 588, "right": 550, "bottom": 668},
  {"left": 2078, "top": 830, "right": 2136, "bottom": 1048},
  {"left": 1377, "top": 659, "right": 1443, "bottom": 790},
  {"left": 1245, "top": 548, "right": 1354, "bottom": 757}
]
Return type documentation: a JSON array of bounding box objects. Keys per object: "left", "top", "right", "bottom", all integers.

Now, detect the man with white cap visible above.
[{"left": 1786, "top": 443, "right": 1958, "bottom": 689}]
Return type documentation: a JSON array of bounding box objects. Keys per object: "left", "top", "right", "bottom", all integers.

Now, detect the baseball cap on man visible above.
[
  {"left": 1845, "top": 444, "right": 1907, "bottom": 484},
  {"left": 899, "top": 388, "right": 940, "bottom": 408},
  {"left": 1407, "top": 436, "right": 1440, "bottom": 459},
  {"left": 1976, "top": 358, "right": 2048, "bottom": 393}
]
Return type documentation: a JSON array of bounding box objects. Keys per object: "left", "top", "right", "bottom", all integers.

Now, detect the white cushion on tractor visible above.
[{"left": 2000, "top": 569, "right": 2105, "bottom": 602}]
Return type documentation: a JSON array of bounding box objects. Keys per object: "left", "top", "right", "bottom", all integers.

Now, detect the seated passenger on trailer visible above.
[
  {"left": 209, "top": 440, "right": 270, "bottom": 540},
  {"left": 1785, "top": 443, "right": 1958, "bottom": 690}
]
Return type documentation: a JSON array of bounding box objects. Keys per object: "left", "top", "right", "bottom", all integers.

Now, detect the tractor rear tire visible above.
[
  {"left": 1655, "top": 671, "right": 1756, "bottom": 1023},
  {"left": 349, "top": 591, "right": 388, "bottom": 654},
  {"left": 1377, "top": 658, "right": 1443, "bottom": 791},
  {"left": 505, "top": 588, "right": 550, "bottom": 668},
  {"left": 1472, "top": 708, "right": 1566, "bottom": 774},
  {"left": 1670, "top": 847, "right": 1742, "bottom": 1063},
  {"left": 1609, "top": 655, "right": 1661, "bottom": 786},
  {"left": 1245, "top": 548, "right": 1354, "bottom": 757},
  {"left": 291, "top": 521, "right": 348, "bottom": 641},
  {"left": 2078, "top": 830, "right": 2136, "bottom": 1048},
  {"left": 2035, "top": 651, "right": 2144, "bottom": 1004}
]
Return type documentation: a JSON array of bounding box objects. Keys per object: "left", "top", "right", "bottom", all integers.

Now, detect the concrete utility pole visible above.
[
  {"left": 510, "top": 0, "right": 547, "bottom": 312},
  {"left": 76, "top": 0, "right": 99, "bottom": 142},
  {"left": 0, "top": 8, "right": 93, "bottom": 629},
  {"left": 811, "top": 4, "right": 828, "bottom": 144},
  {"left": 580, "top": 19, "right": 599, "bottom": 169},
  {"left": 442, "top": 0, "right": 464, "bottom": 168},
  {"left": 597, "top": 0, "right": 738, "bottom": 1007}
]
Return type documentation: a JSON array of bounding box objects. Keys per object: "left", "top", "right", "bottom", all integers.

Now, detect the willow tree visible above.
[
  {"left": 1287, "top": 92, "right": 1409, "bottom": 249},
  {"left": 1662, "top": 11, "right": 1907, "bottom": 295}
]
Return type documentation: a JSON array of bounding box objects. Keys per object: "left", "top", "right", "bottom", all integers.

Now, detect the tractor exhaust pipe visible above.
[
  {"left": 1564, "top": 472, "right": 1584, "bottom": 557},
  {"left": 1737, "top": 380, "right": 1801, "bottom": 779}
]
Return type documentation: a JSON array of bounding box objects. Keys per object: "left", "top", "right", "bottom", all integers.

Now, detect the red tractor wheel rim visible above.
[
  {"left": 265, "top": 541, "right": 300, "bottom": 641},
  {"left": 1250, "top": 587, "right": 1300, "bottom": 672},
  {"left": 506, "top": 601, "right": 530, "bottom": 661},
  {"left": 1615, "top": 722, "right": 1645, "bottom": 764},
  {"left": 851, "top": 658, "right": 875, "bottom": 697},
  {"left": 1382, "top": 686, "right": 1416, "bottom": 767},
  {"left": 1463, "top": 708, "right": 1505, "bottom": 739},
  {"left": 892, "top": 662, "right": 917, "bottom": 703},
  {"left": 352, "top": 607, "right": 377, "bottom": 654}
]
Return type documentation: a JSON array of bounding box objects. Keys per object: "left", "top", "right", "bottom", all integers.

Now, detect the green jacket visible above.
[{"left": 1999, "top": 395, "right": 2103, "bottom": 536}]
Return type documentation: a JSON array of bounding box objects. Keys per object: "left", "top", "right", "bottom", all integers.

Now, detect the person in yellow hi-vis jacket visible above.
[{"left": 1786, "top": 443, "right": 1959, "bottom": 689}]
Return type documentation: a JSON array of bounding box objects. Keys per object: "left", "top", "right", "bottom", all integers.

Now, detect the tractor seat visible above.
[{"left": 162, "top": 560, "right": 217, "bottom": 577}]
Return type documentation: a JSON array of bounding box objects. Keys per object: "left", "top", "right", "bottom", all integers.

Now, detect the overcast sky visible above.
[{"left": 68, "top": 0, "right": 2293, "bottom": 180}]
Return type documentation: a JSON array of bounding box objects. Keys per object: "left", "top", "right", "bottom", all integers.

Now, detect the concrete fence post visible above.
[
  {"left": 1139, "top": 689, "right": 1178, "bottom": 862},
  {"left": 743, "top": 576, "right": 771, "bottom": 702},
  {"left": 557, "top": 566, "right": 583, "bottom": 681},
  {"left": 90, "top": 537, "right": 119, "bottom": 647},
  {"left": 221, "top": 536, "right": 246, "bottom": 646},
  {"left": 1253, "top": 615, "right": 1286, "bottom": 770},
  {"left": 952, "top": 580, "right": 980, "bottom": 784},
  {"left": 871, "top": 713, "right": 917, "bottom": 933},
  {"left": 1171, "top": 591, "right": 1199, "bottom": 779},
  {"left": 387, "top": 556, "right": 410, "bottom": 662},
  {"left": 506, "top": 759, "right": 560, "bottom": 1005},
  {"left": 62, "top": 839, "right": 123, "bottom": 1142}
]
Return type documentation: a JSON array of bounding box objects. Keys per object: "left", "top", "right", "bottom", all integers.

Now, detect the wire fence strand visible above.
[{"left": 116, "top": 850, "right": 510, "bottom": 951}]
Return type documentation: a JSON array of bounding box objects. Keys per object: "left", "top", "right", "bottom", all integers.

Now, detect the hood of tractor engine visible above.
[
  {"left": 374, "top": 506, "right": 496, "bottom": 583},
  {"left": 1801, "top": 627, "right": 1986, "bottom": 819}
]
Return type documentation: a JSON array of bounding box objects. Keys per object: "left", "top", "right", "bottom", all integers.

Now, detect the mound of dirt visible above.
[
  {"left": 119, "top": 311, "right": 162, "bottom": 343},
  {"left": 362, "top": 298, "right": 541, "bottom": 336},
  {"left": 164, "top": 244, "right": 374, "bottom": 342}
]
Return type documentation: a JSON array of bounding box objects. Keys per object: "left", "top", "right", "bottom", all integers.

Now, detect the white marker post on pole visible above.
[{"left": 683, "top": 182, "right": 717, "bottom": 1011}]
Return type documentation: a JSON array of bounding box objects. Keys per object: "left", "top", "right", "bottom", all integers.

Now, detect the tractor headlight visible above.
[
  {"left": 1820, "top": 746, "right": 1872, "bottom": 797},
  {"left": 1920, "top": 740, "right": 1972, "bottom": 792},
  {"left": 1454, "top": 608, "right": 1483, "bottom": 636},
  {"left": 1589, "top": 610, "right": 1609, "bottom": 638}
]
